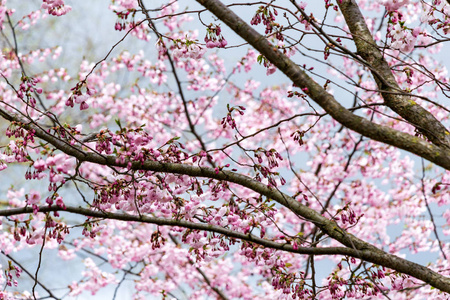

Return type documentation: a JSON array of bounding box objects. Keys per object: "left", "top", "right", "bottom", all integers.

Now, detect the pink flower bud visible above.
[
  {"left": 206, "top": 41, "right": 216, "bottom": 48},
  {"left": 80, "top": 101, "right": 89, "bottom": 110},
  {"left": 65, "top": 97, "right": 74, "bottom": 107},
  {"left": 220, "top": 39, "right": 228, "bottom": 48}
]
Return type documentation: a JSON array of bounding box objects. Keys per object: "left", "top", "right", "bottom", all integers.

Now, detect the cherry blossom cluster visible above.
[
  {"left": 221, "top": 104, "right": 245, "bottom": 129},
  {"left": 109, "top": 0, "right": 138, "bottom": 11},
  {"left": 324, "top": 0, "right": 338, "bottom": 11},
  {"left": 4, "top": 262, "right": 21, "bottom": 287},
  {"left": 421, "top": 1, "right": 450, "bottom": 35},
  {"left": 324, "top": 261, "right": 392, "bottom": 299},
  {"left": 290, "top": 129, "right": 306, "bottom": 146},
  {"left": 254, "top": 148, "right": 283, "bottom": 169},
  {"left": 22, "top": 152, "right": 74, "bottom": 213},
  {"left": 113, "top": 9, "right": 135, "bottom": 31},
  {"left": 5, "top": 122, "right": 36, "bottom": 149},
  {"left": 257, "top": 53, "right": 277, "bottom": 75},
  {"left": 235, "top": 49, "right": 258, "bottom": 73},
  {"left": 69, "top": 258, "right": 118, "bottom": 296},
  {"left": 335, "top": 205, "right": 358, "bottom": 226},
  {"left": 65, "top": 82, "right": 95, "bottom": 110},
  {"left": 379, "top": 0, "right": 410, "bottom": 11},
  {"left": 204, "top": 24, "right": 228, "bottom": 48},
  {"left": 17, "top": 9, "right": 42, "bottom": 31},
  {"left": 41, "top": 0, "right": 71, "bottom": 16},
  {"left": 271, "top": 271, "right": 311, "bottom": 299},
  {"left": 17, "top": 75, "right": 42, "bottom": 108},
  {"left": 386, "top": 17, "right": 419, "bottom": 53},
  {"left": 10, "top": 207, "right": 67, "bottom": 245},
  {"left": 250, "top": 4, "right": 283, "bottom": 38},
  {"left": 172, "top": 40, "right": 206, "bottom": 60}
]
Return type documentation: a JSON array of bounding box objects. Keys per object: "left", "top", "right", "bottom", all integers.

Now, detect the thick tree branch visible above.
[
  {"left": 2, "top": 203, "right": 450, "bottom": 292},
  {"left": 1, "top": 205, "right": 358, "bottom": 257},
  {"left": 336, "top": 0, "right": 450, "bottom": 148},
  {"left": 193, "top": 0, "right": 450, "bottom": 171},
  {"left": 0, "top": 108, "right": 449, "bottom": 292}
]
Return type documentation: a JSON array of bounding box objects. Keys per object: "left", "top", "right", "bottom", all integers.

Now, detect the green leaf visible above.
[{"left": 257, "top": 54, "right": 263, "bottom": 64}]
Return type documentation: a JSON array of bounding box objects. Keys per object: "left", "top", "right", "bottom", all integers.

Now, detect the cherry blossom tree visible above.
[{"left": 0, "top": 0, "right": 450, "bottom": 299}]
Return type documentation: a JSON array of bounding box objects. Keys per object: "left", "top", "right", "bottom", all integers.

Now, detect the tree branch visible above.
[
  {"left": 193, "top": 0, "right": 450, "bottom": 171},
  {"left": 1, "top": 201, "right": 449, "bottom": 293},
  {"left": 2, "top": 252, "right": 60, "bottom": 300},
  {"left": 0, "top": 205, "right": 359, "bottom": 258},
  {"left": 0, "top": 106, "right": 449, "bottom": 292},
  {"left": 336, "top": 0, "right": 450, "bottom": 149}
]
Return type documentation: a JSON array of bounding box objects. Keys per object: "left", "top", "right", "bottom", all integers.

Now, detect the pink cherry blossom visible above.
[
  {"left": 27, "top": 190, "right": 41, "bottom": 205},
  {"left": 379, "top": 0, "right": 410, "bottom": 11},
  {"left": 41, "top": 0, "right": 71, "bottom": 16}
]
